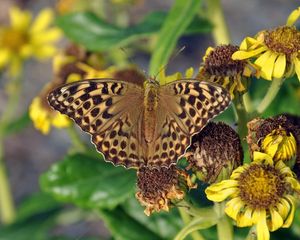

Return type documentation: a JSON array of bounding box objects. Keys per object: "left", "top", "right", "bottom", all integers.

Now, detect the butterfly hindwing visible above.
[{"left": 48, "top": 79, "right": 145, "bottom": 168}]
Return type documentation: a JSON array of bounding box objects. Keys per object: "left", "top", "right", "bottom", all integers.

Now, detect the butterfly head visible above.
[{"left": 147, "top": 77, "right": 160, "bottom": 86}]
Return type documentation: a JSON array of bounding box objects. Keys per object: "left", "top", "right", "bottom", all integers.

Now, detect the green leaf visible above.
[
  {"left": 40, "top": 153, "right": 136, "bottom": 209},
  {"left": 56, "top": 11, "right": 211, "bottom": 52},
  {"left": 2, "top": 111, "right": 31, "bottom": 136},
  {"left": 149, "top": 0, "right": 202, "bottom": 75},
  {"left": 99, "top": 207, "right": 163, "bottom": 240},
  {"left": 0, "top": 217, "right": 54, "bottom": 240},
  {"left": 17, "top": 192, "right": 61, "bottom": 222},
  {"left": 123, "top": 197, "right": 182, "bottom": 239}
]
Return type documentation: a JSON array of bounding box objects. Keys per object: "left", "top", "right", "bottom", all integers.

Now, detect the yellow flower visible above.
[
  {"left": 29, "top": 85, "right": 71, "bottom": 135},
  {"left": 197, "top": 45, "right": 256, "bottom": 98},
  {"left": 0, "top": 7, "right": 61, "bottom": 76},
  {"left": 232, "top": 7, "right": 300, "bottom": 81},
  {"left": 205, "top": 152, "right": 300, "bottom": 240},
  {"left": 261, "top": 128, "right": 297, "bottom": 166}
]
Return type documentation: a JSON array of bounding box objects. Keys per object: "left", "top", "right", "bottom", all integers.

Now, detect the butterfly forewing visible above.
[
  {"left": 48, "top": 79, "right": 146, "bottom": 168},
  {"left": 146, "top": 80, "right": 231, "bottom": 168}
]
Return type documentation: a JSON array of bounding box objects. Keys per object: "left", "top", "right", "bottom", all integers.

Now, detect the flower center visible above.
[
  {"left": 1, "top": 28, "right": 28, "bottom": 52},
  {"left": 264, "top": 26, "right": 300, "bottom": 57},
  {"left": 238, "top": 164, "right": 286, "bottom": 209},
  {"left": 204, "top": 45, "right": 246, "bottom": 76}
]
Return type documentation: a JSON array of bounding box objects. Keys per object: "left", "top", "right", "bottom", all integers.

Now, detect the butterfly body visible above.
[
  {"left": 48, "top": 77, "right": 231, "bottom": 169},
  {"left": 143, "top": 80, "right": 160, "bottom": 143}
]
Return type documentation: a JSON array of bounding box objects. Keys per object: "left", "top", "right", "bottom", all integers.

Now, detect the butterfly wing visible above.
[
  {"left": 48, "top": 79, "right": 146, "bottom": 168},
  {"left": 146, "top": 80, "right": 231, "bottom": 167}
]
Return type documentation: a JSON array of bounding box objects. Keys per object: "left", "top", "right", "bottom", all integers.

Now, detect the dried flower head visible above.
[
  {"left": 197, "top": 45, "right": 256, "bottom": 98},
  {"left": 186, "top": 122, "right": 243, "bottom": 183},
  {"left": 136, "top": 166, "right": 195, "bottom": 216}
]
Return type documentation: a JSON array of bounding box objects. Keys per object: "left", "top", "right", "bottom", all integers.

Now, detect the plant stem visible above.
[
  {"left": 256, "top": 78, "right": 284, "bottom": 114},
  {"left": 178, "top": 207, "right": 205, "bottom": 240},
  {"left": 66, "top": 126, "right": 87, "bottom": 153},
  {"left": 206, "top": 0, "right": 231, "bottom": 45},
  {"left": 215, "top": 202, "right": 233, "bottom": 240},
  {"left": 0, "top": 74, "right": 22, "bottom": 224},
  {"left": 242, "top": 92, "right": 253, "bottom": 113},
  {"left": 0, "top": 140, "right": 15, "bottom": 224},
  {"left": 233, "top": 96, "right": 248, "bottom": 140}
]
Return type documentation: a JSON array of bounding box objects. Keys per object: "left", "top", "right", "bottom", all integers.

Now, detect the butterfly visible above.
[{"left": 48, "top": 74, "right": 231, "bottom": 169}]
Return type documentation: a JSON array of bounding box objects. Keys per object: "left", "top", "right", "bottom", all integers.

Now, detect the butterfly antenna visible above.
[{"left": 154, "top": 45, "right": 186, "bottom": 80}]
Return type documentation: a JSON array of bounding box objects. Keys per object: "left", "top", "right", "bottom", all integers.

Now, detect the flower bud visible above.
[{"left": 186, "top": 122, "right": 243, "bottom": 183}]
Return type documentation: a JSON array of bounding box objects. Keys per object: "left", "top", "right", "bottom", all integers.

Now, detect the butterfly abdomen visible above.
[{"left": 143, "top": 83, "right": 159, "bottom": 143}]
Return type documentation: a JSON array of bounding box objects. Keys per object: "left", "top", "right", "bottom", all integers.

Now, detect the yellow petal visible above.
[
  {"left": 232, "top": 46, "right": 266, "bottom": 60},
  {"left": 236, "top": 206, "right": 254, "bottom": 227},
  {"left": 205, "top": 186, "right": 238, "bottom": 202},
  {"left": 31, "top": 28, "right": 62, "bottom": 44},
  {"left": 286, "top": 7, "right": 300, "bottom": 26},
  {"left": 255, "top": 50, "right": 273, "bottom": 68},
  {"left": 282, "top": 195, "right": 296, "bottom": 228},
  {"left": 33, "top": 45, "right": 57, "bottom": 59},
  {"left": 256, "top": 212, "right": 270, "bottom": 240},
  {"left": 260, "top": 52, "right": 278, "bottom": 80},
  {"left": 20, "top": 44, "right": 32, "bottom": 58},
  {"left": 253, "top": 151, "right": 273, "bottom": 165},
  {"left": 285, "top": 177, "right": 300, "bottom": 191},
  {"left": 225, "top": 197, "right": 244, "bottom": 220},
  {"left": 203, "top": 47, "right": 214, "bottom": 60},
  {"left": 30, "top": 8, "right": 54, "bottom": 33},
  {"left": 268, "top": 208, "right": 283, "bottom": 231},
  {"left": 273, "top": 54, "right": 286, "bottom": 79},
  {"left": 0, "top": 48, "right": 11, "bottom": 68},
  {"left": 293, "top": 56, "right": 300, "bottom": 82},
  {"left": 51, "top": 114, "right": 71, "bottom": 128},
  {"left": 10, "top": 7, "right": 32, "bottom": 31},
  {"left": 185, "top": 67, "right": 194, "bottom": 78},
  {"left": 240, "top": 37, "right": 260, "bottom": 50}
]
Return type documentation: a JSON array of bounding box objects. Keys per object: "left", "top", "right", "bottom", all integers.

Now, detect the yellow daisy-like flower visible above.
[
  {"left": 205, "top": 151, "right": 300, "bottom": 240},
  {"left": 29, "top": 83, "right": 71, "bottom": 135},
  {"left": 0, "top": 7, "right": 61, "bottom": 76},
  {"left": 197, "top": 45, "right": 256, "bottom": 98},
  {"left": 232, "top": 7, "right": 300, "bottom": 81}
]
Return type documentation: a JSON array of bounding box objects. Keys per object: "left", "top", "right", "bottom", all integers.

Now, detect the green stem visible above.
[
  {"left": 256, "top": 78, "right": 284, "bottom": 114},
  {"left": 66, "top": 126, "right": 87, "bottom": 153},
  {"left": 242, "top": 92, "right": 253, "bottom": 113},
  {"left": 0, "top": 140, "right": 15, "bottom": 224},
  {"left": 206, "top": 0, "right": 231, "bottom": 45},
  {"left": 0, "top": 74, "right": 22, "bottom": 224},
  {"left": 215, "top": 203, "right": 233, "bottom": 240},
  {"left": 233, "top": 96, "right": 248, "bottom": 140},
  {"left": 178, "top": 207, "right": 205, "bottom": 240}
]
